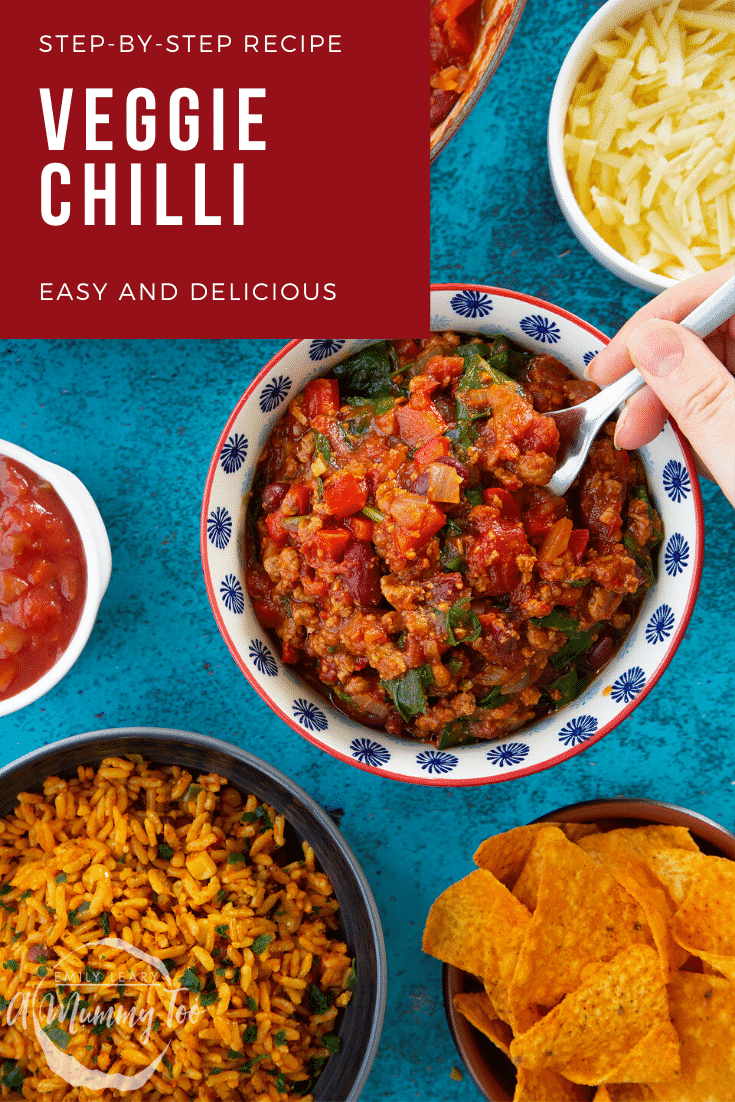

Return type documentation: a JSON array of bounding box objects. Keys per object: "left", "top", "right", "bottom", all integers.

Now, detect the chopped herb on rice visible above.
[{"left": 0, "top": 757, "right": 353, "bottom": 1099}]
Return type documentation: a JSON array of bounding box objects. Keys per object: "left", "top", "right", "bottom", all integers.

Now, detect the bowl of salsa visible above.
[
  {"left": 0, "top": 441, "right": 112, "bottom": 717},
  {"left": 201, "top": 286, "right": 703, "bottom": 785}
]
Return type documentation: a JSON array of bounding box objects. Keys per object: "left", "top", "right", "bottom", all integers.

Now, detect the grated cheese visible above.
[{"left": 564, "top": 0, "right": 735, "bottom": 279}]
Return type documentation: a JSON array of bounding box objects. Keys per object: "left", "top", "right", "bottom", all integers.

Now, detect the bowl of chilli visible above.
[
  {"left": 0, "top": 440, "right": 112, "bottom": 718},
  {"left": 201, "top": 285, "right": 703, "bottom": 787},
  {"left": 548, "top": 0, "right": 735, "bottom": 294},
  {"left": 0, "top": 727, "right": 386, "bottom": 1102},
  {"left": 430, "top": 0, "right": 528, "bottom": 161},
  {"left": 433, "top": 798, "right": 735, "bottom": 1101}
]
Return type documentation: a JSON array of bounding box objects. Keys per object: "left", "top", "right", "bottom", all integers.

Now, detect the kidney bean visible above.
[
  {"left": 342, "top": 542, "right": 383, "bottom": 607},
  {"left": 262, "top": 482, "right": 290, "bottom": 513},
  {"left": 583, "top": 630, "right": 615, "bottom": 672}
]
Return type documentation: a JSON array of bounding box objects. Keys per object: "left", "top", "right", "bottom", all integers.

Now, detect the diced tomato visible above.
[
  {"left": 0, "top": 571, "right": 28, "bottom": 606},
  {"left": 390, "top": 494, "right": 446, "bottom": 554},
  {"left": 395, "top": 404, "right": 447, "bottom": 448},
  {"left": 568, "top": 528, "right": 590, "bottom": 564},
  {"left": 303, "top": 378, "right": 339, "bottom": 419},
  {"left": 345, "top": 515, "right": 374, "bottom": 541},
  {"left": 252, "top": 598, "right": 283, "bottom": 630},
  {"left": 0, "top": 659, "right": 18, "bottom": 693},
  {"left": 282, "top": 483, "right": 311, "bottom": 515},
  {"left": 483, "top": 487, "right": 522, "bottom": 521},
  {"left": 9, "top": 588, "right": 62, "bottom": 632},
  {"left": 0, "top": 622, "right": 29, "bottom": 658},
  {"left": 323, "top": 472, "right": 368, "bottom": 519},
  {"left": 265, "top": 511, "right": 290, "bottom": 548},
  {"left": 413, "top": 435, "right": 450, "bottom": 471},
  {"left": 523, "top": 496, "right": 567, "bottom": 538},
  {"left": 316, "top": 529, "right": 353, "bottom": 561},
  {"left": 392, "top": 339, "right": 420, "bottom": 365}
]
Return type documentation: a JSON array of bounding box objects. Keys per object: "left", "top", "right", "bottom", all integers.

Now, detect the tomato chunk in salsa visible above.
[
  {"left": 430, "top": 0, "right": 483, "bottom": 128},
  {"left": 0, "top": 457, "right": 87, "bottom": 700},
  {"left": 246, "top": 335, "right": 663, "bottom": 749}
]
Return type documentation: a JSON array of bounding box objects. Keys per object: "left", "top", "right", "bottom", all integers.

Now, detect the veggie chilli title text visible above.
[{"left": 37, "top": 35, "right": 342, "bottom": 227}]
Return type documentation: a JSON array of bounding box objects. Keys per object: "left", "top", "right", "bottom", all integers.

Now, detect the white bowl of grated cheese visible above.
[{"left": 548, "top": 0, "right": 735, "bottom": 295}]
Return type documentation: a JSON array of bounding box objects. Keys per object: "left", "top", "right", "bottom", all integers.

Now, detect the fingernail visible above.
[
  {"left": 613, "top": 403, "right": 629, "bottom": 450},
  {"left": 627, "top": 322, "right": 684, "bottom": 377}
]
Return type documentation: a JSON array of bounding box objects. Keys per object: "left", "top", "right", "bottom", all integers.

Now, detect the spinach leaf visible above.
[
  {"left": 623, "top": 534, "right": 655, "bottom": 586},
  {"left": 313, "top": 431, "right": 332, "bottom": 466},
  {"left": 437, "top": 718, "right": 481, "bottom": 749},
  {"left": 543, "top": 668, "right": 583, "bottom": 708},
  {"left": 436, "top": 599, "right": 481, "bottom": 645},
  {"left": 475, "top": 686, "right": 505, "bottom": 709},
  {"left": 0, "top": 1060, "right": 24, "bottom": 1091},
  {"left": 332, "top": 342, "right": 395, "bottom": 399},
  {"left": 455, "top": 351, "right": 526, "bottom": 423},
  {"left": 486, "top": 335, "right": 532, "bottom": 380},
  {"left": 380, "top": 664, "right": 433, "bottom": 722},
  {"left": 530, "top": 610, "right": 599, "bottom": 670},
  {"left": 629, "top": 484, "right": 663, "bottom": 546},
  {"left": 444, "top": 420, "right": 478, "bottom": 457}
]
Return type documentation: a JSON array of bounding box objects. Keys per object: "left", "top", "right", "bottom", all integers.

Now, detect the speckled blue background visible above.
[{"left": 1, "top": 1, "right": 734, "bottom": 1098}]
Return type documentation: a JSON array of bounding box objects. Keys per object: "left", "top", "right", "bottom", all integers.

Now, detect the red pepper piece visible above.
[
  {"left": 303, "top": 378, "right": 339, "bottom": 419},
  {"left": 568, "top": 528, "right": 590, "bottom": 564},
  {"left": 413, "top": 435, "right": 451, "bottom": 472},
  {"left": 323, "top": 472, "right": 368, "bottom": 519},
  {"left": 265, "top": 511, "right": 290, "bottom": 548},
  {"left": 395, "top": 404, "right": 447, "bottom": 448},
  {"left": 282, "top": 483, "right": 312, "bottom": 515},
  {"left": 482, "top": 487, "right": 522, "bottom": 522},
  {"left": 252, "top": 598, "right": 283, "bottom": 630},
  {"left": 391, "top": 494, "right": 446, "bottom": 554},
  {"left": 316, "top": 529, "right": 353, "bottom": 561}
]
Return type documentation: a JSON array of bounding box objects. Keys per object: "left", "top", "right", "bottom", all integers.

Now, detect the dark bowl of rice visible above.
[{"left": 0, "top": 727, "right": 386, "bottom": 1101}]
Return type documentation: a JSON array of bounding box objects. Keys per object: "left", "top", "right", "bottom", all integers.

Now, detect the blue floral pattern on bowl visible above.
[
  {"left": 259, "top": 375, "right": 292, "bottom": 413},
  {"left": 520, "top": 315, "right": 561, "bottom": 343},
  {"left": 646, "top": 605, "right": 675, "bottom": 644},
  {"left": 611, "top": 667, "right": 646, "bottom": 704},
  {"left": 583, "top": 350, "right": 598, "bottom": 366},
  {"left": 351, "top": 738, "right": 391, "bottom": 768},
  {"left": 486, "top": 743, "right": 530, "bottom": 768},
  {"left": 220, "top": 434, "right": 248, "bottom": 474},
  {"left": 664, "top": 533, "right": 689, "bottom": 577},
  {"left": 220, "top": 574, "right": 244, "bottom": 614},
  {"left": 207, "top": 507, "right": 232, "bottom": 549},
  {"left": 249, "top": 640, "right": 278, "bottom": 677},
  {"left": 450, "top": 290, "right": 492, "bottom": 318},
  {"left": 293, "top": 699, "right": 328, "bottom": 732},
  {"left": 416, "top": 750, "right": 459, "bottom": 775},
  {"left": 309, "top": 339, "right": 346, "bottom": 362},
  {"left": 662, "top": 460, "right": 691, "bottom": 503},
  {"left": 558, "top": 716, "right": 598, "bottom": 747}
]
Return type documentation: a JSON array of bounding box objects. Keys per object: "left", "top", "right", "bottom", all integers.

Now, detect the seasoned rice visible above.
[{"left": 0, "top": 758, "right": 354, "bottom": 1100}]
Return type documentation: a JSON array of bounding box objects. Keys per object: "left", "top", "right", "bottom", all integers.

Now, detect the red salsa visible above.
[
  {"left": 431, "top": 0, "right": 483, "bottom": 129},
  {"left": 0, "top": 457, "right": 87, "bottom": 701},
  {"left": 246, "top": 336, "right": 662, "bottom": 749}
]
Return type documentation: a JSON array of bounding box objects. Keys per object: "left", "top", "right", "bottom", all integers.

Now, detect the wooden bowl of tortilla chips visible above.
[{"left": 424, "top": 798, "right": 735, "bottom": 1102}]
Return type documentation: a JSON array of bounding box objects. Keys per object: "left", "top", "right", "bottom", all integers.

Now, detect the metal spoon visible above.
[{"left": 545, "top": 274, "right": 735, "bottom": 497}]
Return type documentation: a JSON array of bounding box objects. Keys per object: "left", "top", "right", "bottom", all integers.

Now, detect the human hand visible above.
[{"left": 587, "top": 263, "right": 735, "bottom": 507}]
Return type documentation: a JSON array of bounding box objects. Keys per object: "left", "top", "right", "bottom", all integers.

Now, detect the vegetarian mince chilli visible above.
[
  {"left": 430, "top": 0, "right": 483, "bottom": 128},
  {"left": 245, "top": 335, "right": 662, "bottom": 750}
]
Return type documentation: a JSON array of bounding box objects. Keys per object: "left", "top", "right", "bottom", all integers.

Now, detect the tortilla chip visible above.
[
  {"left": 595, "top": 1086, "right": 657, "bottom": 1101},
  {"left": 453, "top": 991, "right": 513, "bottom": 1056},
  {"left": 650, "top": 972, "right": 735, "bottom": 1101},
  {"left": 512, "top": 826, "right": 568, "bottom": 912},
  {"left": 510, "top": 946, "right": 676, "bottom": 1086},
  {"left": 578, "top": 833, "right": 687, "bottom": 977},
  {"left": 422, "top": 868, "right": 531, "bottom": 1002},
  {"left": 594, "top": 826, "right": 700, "bottom": 856},
  {"left": 515, "top": 1066, "right": 592, "bottom": 1101},
  {"left": 562, "top": 822, "right": 601, "bottom": 842},
  {"left": 608, "top": 1021, "right": 681, "bottom": 1084},
  {"left": 474, "top": 824, "right": 568, "bottom": 889},
  {"left": 668, "top": 857, "right": 735, "bottom": 979},
  {"left": 508, "top": 833, "right": 656, "bottom": 1026}
]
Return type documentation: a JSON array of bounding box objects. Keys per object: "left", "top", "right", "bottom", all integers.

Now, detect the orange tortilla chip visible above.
[
  {"left": 422, "top": 868, "right": 531, "bottom": 999},
  {"left": 473, "top": 824, "right": 567, "bottom": 889},
  {"left": 512, "top": 826, "right": 568, "bottom": 912},
  {"left": 514, "top": 1066, "right": 592, "bottom": 1101},
  {"left": 510, "top": 945, "right": 676, "bottom": 1086},
  {"left": 651, "top": 972, "right": 735, "bottom": 1101},
  {"left": 668, "top": 857, "right": 735, "bottom": 964},
  {"left": 453, "top": 991, "right": 513, "bottom": 1056},
  {"left": 595, "top": 1086, "right": 657, "bottom": 1101},
  {"left": 508, "top": 833, "right": 656, "bottom": 1024}
]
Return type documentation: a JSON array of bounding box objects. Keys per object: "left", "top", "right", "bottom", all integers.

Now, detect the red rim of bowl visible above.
[
  {"left": 200, "top": 285, "right": 705, "bottom": 786},
  {"left": 443, "top": 798, "right": 735, "bottom": 1101}
]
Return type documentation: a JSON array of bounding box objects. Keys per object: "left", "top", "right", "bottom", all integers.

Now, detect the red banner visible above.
[{"left": 2, "top": 2, "right": 427, "bottom": 337}]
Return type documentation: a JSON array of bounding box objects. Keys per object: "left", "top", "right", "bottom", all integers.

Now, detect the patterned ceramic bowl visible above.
[
  {"left": 201, "top": 286, "right": 703, "bottom": 786},
  {"left": 443, "top": 797, "right": 735, "bottom": 1101},
  {"left": 431, "top": 0, "right": 527, "bottom": 162}
]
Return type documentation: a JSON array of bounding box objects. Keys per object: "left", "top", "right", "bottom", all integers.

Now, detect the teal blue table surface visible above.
[{"left": 2, "top": 1, "right": 735, "bottom": 1098}]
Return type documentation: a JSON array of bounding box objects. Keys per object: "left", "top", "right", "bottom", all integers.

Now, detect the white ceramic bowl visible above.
[
  {"left": 548, "top": 0, "right": 678, "bottom": 295},
  {"left": 0, "top": 440, "right": 112, "bottom": 717},
  {"left": 201, "top": 286, "right": 703, "bottom": 786}
]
